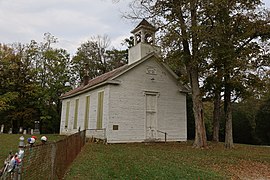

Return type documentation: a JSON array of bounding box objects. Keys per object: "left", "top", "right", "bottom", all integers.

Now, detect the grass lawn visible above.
[
  {"left": 65, "top": 141, "right": 270, "bottom": 180},
  {"left": 0, "top": 133, "right": 65, "bottom": 164}
]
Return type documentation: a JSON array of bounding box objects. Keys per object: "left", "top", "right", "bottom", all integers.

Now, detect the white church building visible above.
[{"left": 59, "top": 19, "right": 188, "bottom": 143}]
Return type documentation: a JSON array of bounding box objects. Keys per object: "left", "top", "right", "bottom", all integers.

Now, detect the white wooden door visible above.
[{"left": 145, "top": 93, "right": 157, "bottom": 140}]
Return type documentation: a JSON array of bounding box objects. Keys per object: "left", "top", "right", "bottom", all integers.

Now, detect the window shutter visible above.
[
  {"left": 97, "top": 91, "right": 104, "bottom": 129},
  {"left": 65, "top": 101, "right": 70, "bottom": 128},
  {"left": 84, "top": 96, "right": 90, "bottom": 129},
  {"left": 73, "top": 99, "right": 79, "bottom": 129}
]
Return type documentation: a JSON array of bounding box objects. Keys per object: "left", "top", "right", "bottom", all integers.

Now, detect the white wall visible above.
[
  {"left": 60, "top": 56, "right": 187, "bottom": 143},
  {"left": 107, "top": 56, "right": 187, "bottom": 143},
  {"left": 128, "top": 42, "right": 161, "bottom": 65},
  {"left": 60, "top": 86, "right": 109, "bottom": 135}
]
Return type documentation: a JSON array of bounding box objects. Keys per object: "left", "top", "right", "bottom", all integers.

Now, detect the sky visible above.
[
  {"left": 0, "top": 0, "right": 269, "bottom": 55},
  {"left": 0, "top": 0, "right": 135, "bottom": 54}
]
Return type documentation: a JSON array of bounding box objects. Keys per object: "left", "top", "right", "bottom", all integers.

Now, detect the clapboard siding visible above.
[
  {"left": 60, "top": 20, "right": 188, "bottom": 143},
  {"left": 106, "top": 57, "right": 187, "bottom": 143},
  {"left": 60, "top": 86, "right": 109, "bottom": 135},
  {"left": 60, "top": 56, "right": 187, "bottom": 143}
]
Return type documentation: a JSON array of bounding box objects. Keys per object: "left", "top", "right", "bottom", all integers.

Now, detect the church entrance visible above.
[{"left": 145, "top": 93, "right": 158, "bottom": 140}]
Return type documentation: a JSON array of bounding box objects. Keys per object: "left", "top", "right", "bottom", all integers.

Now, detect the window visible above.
[
  {"left": 65, "top": 101, "right": 70, "bottom": 128},
  {"left": 84, "top": 96, "right": 90, "bottom": 129},
  {"left": 96, "top": 91, "right": 104, "bottom": 129},
  {"left": 73, "top": 99, "right": 79, "bottom": 129}
]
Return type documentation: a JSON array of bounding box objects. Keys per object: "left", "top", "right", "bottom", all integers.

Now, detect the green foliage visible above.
[
  {"left": 0, "top": 33, "right": 128, "bottom": 134},
  {"left": 0, "top": 43, "right": 40, "bottom": 132},
  {"left": 0, "top": 92, "right": 19, "bottom": 111},
  {"left": 0, "top": 33, "right": 73, "bottom": 133},
  {"left": 203, "top": 101, "right": 214, "bottom": 140},
  {"left": 232, "top": 98, "right": 261, "bottom": 145},
  {"left": 128, "top": 0, "right": 270, "bottom": 146},
  {"left": 195, "top": 0, "right": 270, "bottom": 147},
  {"left": 71, "top": 35, "right": 128, "bottom": 84},
  {"left": 218, "top": 96, "right": 270, "bottom": 145},
  {"left": 37, "top": 47, "right": 73, "bottom": 133},
  {"left": 255, "top": 99, "right": 270, "bottom": 145}
]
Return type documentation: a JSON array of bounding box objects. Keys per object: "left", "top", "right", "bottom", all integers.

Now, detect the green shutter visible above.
[
  {"left": 65, "top": 101, "right": 70, "bottom": 128},
  {"left": 84, "top": 96, "right": 90, "bottom": 129},
  {"left": 97, "top": 91, "right": 104, "bottom": 129},
  {"left": 74, "top": 99, "right": 79, "bottom": 129}
]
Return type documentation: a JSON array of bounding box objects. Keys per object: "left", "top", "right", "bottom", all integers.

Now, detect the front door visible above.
[{"left": 145, "top": 93, "right": 157, "bottom": 140}]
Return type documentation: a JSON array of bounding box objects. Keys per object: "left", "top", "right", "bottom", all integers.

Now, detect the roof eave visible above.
[{"left": 60, "top": 80, "right": 121, "bottom": 100}]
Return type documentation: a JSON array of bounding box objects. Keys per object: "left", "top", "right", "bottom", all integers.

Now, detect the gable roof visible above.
[
  {"left": 61, "top": 53, "right": 189, "bottom": 99},
  {"left": 61, "top": 65, "right": 129, "bottom": 99}
]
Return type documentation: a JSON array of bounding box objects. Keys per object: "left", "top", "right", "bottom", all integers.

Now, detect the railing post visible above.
[
  {"left": 51, "top": 143, "right": 56, "bottom": 179},
  {"left": 17, "top": 136, "right": 25, "bottom": 180},
  {"left": 104, "top": 128, "right": 107, "bottom": 144}
]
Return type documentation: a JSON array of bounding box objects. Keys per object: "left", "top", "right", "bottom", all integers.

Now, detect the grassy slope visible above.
[
  {"left": 1, "top": 135, "right": 269, "bottom": 179},
  {"left": 0, "top": 134, "right": 65, "bottom": 163},
  {"left": 64, "top": 142, "right": 270, "bottom": 180}
]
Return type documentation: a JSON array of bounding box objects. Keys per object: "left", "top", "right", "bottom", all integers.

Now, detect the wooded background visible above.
[{"left": 0, "top": 0, "right": 270, "bottom": 147}]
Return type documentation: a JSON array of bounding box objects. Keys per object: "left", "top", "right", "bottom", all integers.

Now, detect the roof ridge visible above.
[{"left": 87, "top": 64, "right": 128, "bottom": 84}]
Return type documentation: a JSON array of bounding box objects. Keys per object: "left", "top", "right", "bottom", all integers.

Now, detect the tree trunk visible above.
[
  {"left": 224, "top": 81, "right": 234, "bottom": 148},
  {"left": 190, "top": 69, "right": 207, "bottom": 148},
  {"left": 177, "top": 2, "right": 207, "bottom": 148},
  {"left": 212, "top": 90, "right": 221, "bottom": 142}
]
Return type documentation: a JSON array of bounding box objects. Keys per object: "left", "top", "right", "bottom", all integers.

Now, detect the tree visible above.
[
  {"left": 126, "top": 0, "right": 209, "bottom": 148},
  {"left": 24, "top": 33, "right": 73, "bottom": 133},
  {"left": 254, "top": 68, "right": 270, "bottom": 145},
  {"left": 204, "top": 0, "right": 270, "bottom": 148},
  {"left": 72, "top": 35, "right": 128, "bottom": 84},
  {"left": 39, "top": 48, "right": 72, "bottom": 133},
  {"left": 0, "top": 33, "right": 73, "bottom": 133},
  {"left": 256, "top": 98, "right": 270, "bottom": 145},
  {"left": 232, "top": 98, "right": 261, "bottom": 145},
  {"left": 0, "top": 45, "right": 19, "bottom": 112},
  {"left": 126, "top": 0, "right": 270, "bottom": 148},
  {"left": 0, "top": 43, "right": 39, "bottom": 132}
]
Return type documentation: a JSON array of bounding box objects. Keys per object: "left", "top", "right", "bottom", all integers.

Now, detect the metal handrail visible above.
[{"left": 157, "top": 130, "right": 167, "bottom": 143}]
